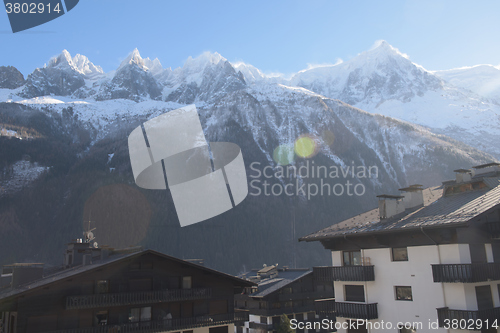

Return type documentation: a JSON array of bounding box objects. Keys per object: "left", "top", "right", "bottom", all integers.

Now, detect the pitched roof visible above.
[
  {"left": 0, "top": 249, "right": 254, "bottom": 301},
  {"left": 249, "top": 269, "right": 311, "bottom": 298},
  {"left": 473, "top": 162, "right": 500, "bottom": 169},
  {"left": 300, "top": 178, "right": 500, "bottom": 242}
]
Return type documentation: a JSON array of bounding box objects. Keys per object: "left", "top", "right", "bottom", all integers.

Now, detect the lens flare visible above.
[
  {"left": 273, "top": 145, "right": 295, "bottom": 165},
  {"left": 294, "top": 136, "right": 317, "bottom": 158}
]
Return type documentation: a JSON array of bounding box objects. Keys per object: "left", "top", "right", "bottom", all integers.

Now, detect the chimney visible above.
[
  {"left": 377, "top": 194, "right": 405, "bottom": 219},
  {"left": 64, "top": 241, "right": 100, "bottom": 268},
  {"left": 82, "top": 254, "right": 92, "bottom": 266},
  {"left": 453, "top": 169, "right": 472, "bottom": 183},
  {"left": 399, "top": 184, "right": 424, "bottom": 209},
  {"left": 472, "top": 163, "right": 500, "bottom": 177}
]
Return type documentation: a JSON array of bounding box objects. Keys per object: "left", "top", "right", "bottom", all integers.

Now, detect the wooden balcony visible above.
[
  {"left": 431, "top": 263, "right": 500, "bottom": 283},
  {"left": 44, "top": 312, "right": 248, "bottom": 333},
  {"left": 66, "top": 288, "right": 212, "bottom": 310},
  {"left": 437, "top": 307, "right": 500, "bottom": 330},
  {"left": 334, "top": 302, "right": 378, "bottom": 320},
  {"left": 314, "top": 266, "right": 375, "bottom": 282}
]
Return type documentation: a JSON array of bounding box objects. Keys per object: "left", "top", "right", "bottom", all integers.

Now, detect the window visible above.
[
  {"left": 475, "top": 285, "right": 493, "bottom": 310},
  {"left": 260, "top": 316, "right": 267, "bottom": 324},
  {"left": 129, "top": 307, "right": 151, "bottom": 322},
  {"left": 392, "top": 247, "right": 408, "bottom": 261},
  {"left": 271, "top": 302, "right": 281, "bottom": 309},
  {"left": 345, "top": 285, "right": 365, "bottom": 302},
  {"left": 293, "top": 300, "right": 303, "bottom": 307},
  {"left": 95, "top": 280, "right": 109, "bottom": 294},
  {"left": 182, "top": 276, "right": 192, "bottom": 289},
  {"left": 470, "top": 244, "right": 487, "bottom": 263},
  {"left": 395, "top": 286, "right": 412, "bottom": 301},
  {"left": 343, "top": 250, "right": 362, "bottom": 266},
  {"left": 95, "top": 310, "right": 108, "bottom": 326}
]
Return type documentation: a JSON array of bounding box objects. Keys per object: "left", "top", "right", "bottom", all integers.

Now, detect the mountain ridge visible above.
[{"left": 0, "top": 43, "right": 498, "bottom": 274}]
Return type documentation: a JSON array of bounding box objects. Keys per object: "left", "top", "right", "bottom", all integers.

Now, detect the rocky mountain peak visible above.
[
  {"left": 118, "top": 48, "right": 146, "bottom": 71},
  {"left": 47, "top": 50, "right": 103, "bottom": 76},
  {"left": 0, "top": 66, "right": 25, "bottom": 89},
  {"left": 183, "top": 51, "right": 225, "bottom": 70}
]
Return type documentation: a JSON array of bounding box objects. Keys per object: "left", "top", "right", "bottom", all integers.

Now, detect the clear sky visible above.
[{"left": 1, "top": 0, "right": 499, "bottom": 77}]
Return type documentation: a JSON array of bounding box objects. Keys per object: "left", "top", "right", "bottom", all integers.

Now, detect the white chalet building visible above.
[{"left": 300, "top": 163, "right": 500, "bottom": 333}]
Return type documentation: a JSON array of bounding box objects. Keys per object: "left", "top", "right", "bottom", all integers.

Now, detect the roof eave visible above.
[{"left": 299, "top": 222, "right": 470, "bottom": 243}]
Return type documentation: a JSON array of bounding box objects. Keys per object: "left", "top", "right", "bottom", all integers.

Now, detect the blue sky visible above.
[{"left": 1, "top": 0, "right": 499, "bottom": 76}]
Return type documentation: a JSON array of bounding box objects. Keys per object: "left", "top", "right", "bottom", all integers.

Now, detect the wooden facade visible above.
[{"left": 0, "top": 250, "right": 253, "bottom": 333}]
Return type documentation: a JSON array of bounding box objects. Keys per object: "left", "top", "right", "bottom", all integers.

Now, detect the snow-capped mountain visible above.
[
  {"left": 291, "top": 41, "right": 443, "bottom": 105},
  {"left": 47, "top": 49, "right": 104, "bottom": 77},
  {"left": 0, "top": 45, "right": 497, "bottom": 273},
  {"left": 161, "top": 52, "right": 246, "bottom": 104},
  {"left": 2, "top": 47, "right": 493, "bottom": 186},
  {"left": 232, "top": 62, "right": 267, "bottom": 84},
  {"left": 434, "top": 64, "right": 500, "bottom": 102},
  {"left": 94, "top": 49, "right": 163, "bottom": 102},
  {"left": 286, "top": 41, "right": 500, "bottom": 158}
]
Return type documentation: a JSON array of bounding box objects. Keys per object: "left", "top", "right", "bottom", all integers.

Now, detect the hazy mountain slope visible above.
[{"left": 434, "top": 64, "right": 500, "bottom": 102}]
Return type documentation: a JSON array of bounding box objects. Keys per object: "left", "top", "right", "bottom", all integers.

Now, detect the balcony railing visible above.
[
  {"left": 278, "top": 290, "right": 334, "bottom": 302},
  {"left": 437, "top": 307, "right": 500, "bottom": 331},
  {"left": 66, "top": 288, "right": 212, "bottom": 310},
  {"left": 314, "top": 266, "right": 375, "bottom": 282},
  {"left": 44, "top": 312, "right": 248, "bottom": 333},
  {"left": 315, "top": 299, "right": 336, "bottom": 318},
  {"left": 334, "top": 302, "right": 378, "bottom": 320},
  {"left": 432, "top": 263, "right": 500, "bottom": 283}
]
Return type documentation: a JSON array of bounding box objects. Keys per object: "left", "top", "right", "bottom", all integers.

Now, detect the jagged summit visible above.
[
  {"left": 118, "top": 48, "right": 145, "bottom": 70},
  {"left": 5, "top": 42, "right": 500, "bottom": 158},
  {"left": 348, "top": 40, "right": 413, "bottom": 70},
  {"left": 183, "top": 51, "right": 225, "bottom": 71},
  {"left": 47, "top": 49, "right": 72, "bottom": 68},
  {"left": 232, "top": 62, "right": 267, "bottom": 84},
  {"left": 368, "top": 40, "right": 407, "bottom": 57},
  {"left": 290, "top": 40, "right": 442, "bottom": 105},
  {"left": 118, "top": 48, "right": 164, "bottom": 76},
  {"left": 47, "top": 50, "right": 103, "bottom": 76}
]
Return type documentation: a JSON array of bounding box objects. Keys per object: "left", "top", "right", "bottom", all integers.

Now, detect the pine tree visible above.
[{"left": 277, "top": 314, "right": 295, "bottom": 333}]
